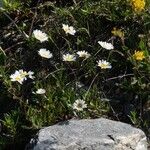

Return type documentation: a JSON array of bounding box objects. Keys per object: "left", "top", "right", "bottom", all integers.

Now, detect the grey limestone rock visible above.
[{"left": 26, "top": 118, "right": 147, "bottom": 150}]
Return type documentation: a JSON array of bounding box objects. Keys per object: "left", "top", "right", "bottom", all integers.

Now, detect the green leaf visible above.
[{"left": 139, "top": 40, "right": 146, "bottom": 50}]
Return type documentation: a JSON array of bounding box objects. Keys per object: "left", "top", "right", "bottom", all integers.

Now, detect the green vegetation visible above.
[{"left": 0, "top": 0, "right": 150, "bottom": 149}]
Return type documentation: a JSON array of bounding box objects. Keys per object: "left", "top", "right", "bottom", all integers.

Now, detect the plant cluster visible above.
[{"left": 0, "top": 0, "right": 150, "bottom": 148}]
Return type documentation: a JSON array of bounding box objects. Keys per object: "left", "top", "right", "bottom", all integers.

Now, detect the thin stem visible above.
[
  {"left": 84, "top": 73, "right": 99, "bottom": 99},
  {"left": 28, "top": 0, "right": 41, "bottom": 36},
  {"left": 105, "top": 73, "right": 134, "bottom": 82}
]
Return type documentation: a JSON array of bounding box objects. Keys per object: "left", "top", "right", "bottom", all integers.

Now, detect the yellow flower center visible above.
[
  {"left": 15, "top": 76, "right": 22, "bottom": 81},
  {"left": 131, "top": 0, "right": 145, "bottom": 12},
  {"left": 133, "top": 51, "right": 145, "bottom": 60},
  {"left": 101, "top": 64, "right": 108, "bottom": 69},
  {"left": 111, "top": 28, "right": 124, "bottom": 38}
]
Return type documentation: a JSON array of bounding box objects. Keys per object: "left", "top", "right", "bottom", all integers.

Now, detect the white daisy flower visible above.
[
  {"left": 98, "top": 41, "right": 114, "bottom": 50},
  {"left": 63, "top": 54, "right": 76, "bottom": 62},
  {"left": 38, "top": 48, "right": 53, "bottom": 59},
  {"left": 62, "top": 24, "right": 76, "bottom": 35},
  {"left": 62, "top": 24, "right": 69, "bottom": 33},
  {"left": 33, "top": 29, "right": 48, "bottom": 42},
  {"left": 10, "top": 70, "right": 26, "bottom": 84},
  {"left": 36, "top": 88, "right": 46, "bottom": 94},
  {"left": 10, "top": 69, "right": 35, "bottom": 84},
  {"left": 77, "top": 51, "right": 91, "bottom": 59},
  {"left": 73, "top": 99, "right": 87, "bottom": 111},
  {"left": 97, "top": 59, "right": 112, "bottom": 69},
  {"left": 19, "top": 69, "right": 28, "bottom": 80},
  {"left": 68, "top": 26, "right": 76, "bottom": 35},
  {"left": 27, "top": 71, "right": 35, "bottom": 79}
]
